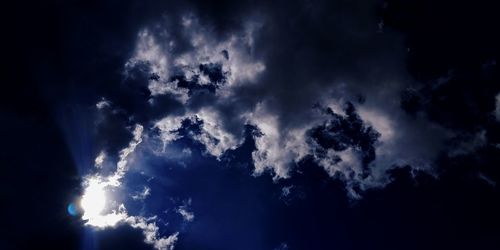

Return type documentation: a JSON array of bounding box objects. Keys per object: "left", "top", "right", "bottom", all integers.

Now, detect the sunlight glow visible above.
[
  {"left": 80, "top": 177, "right": 128, "bottom": 228},
  {"left": 81, "top": 178, "right": 106, "bottom": 220}
]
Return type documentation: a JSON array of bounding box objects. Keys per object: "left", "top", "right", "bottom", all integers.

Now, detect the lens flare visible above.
[{"left": 67, "top": 202, "right": 78, "bottom": 216}]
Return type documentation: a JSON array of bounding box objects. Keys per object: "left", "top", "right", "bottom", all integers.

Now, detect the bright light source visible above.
[
  {"left": 81, "top": 178, "right": 106, "bottom": 221},
  {"left": 79, "top": 177, "right": 126, "bottom": 228}
]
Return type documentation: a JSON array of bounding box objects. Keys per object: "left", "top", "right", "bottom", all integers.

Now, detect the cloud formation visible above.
[
  {"left": 93, "top": 7, "right": 455, "bottom": 203},
  {"left": 81, "top": 1, "right": 499, "bottom": 247},
  {"left": 80, "top": 124, "right": 178, "bottom": 250}
]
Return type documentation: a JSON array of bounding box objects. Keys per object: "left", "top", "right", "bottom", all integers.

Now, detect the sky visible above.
[{"left": 1, "top": 0, "right": 500, "bottom": 249}]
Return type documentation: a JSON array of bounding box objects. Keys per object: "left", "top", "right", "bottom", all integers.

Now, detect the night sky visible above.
[{"left": 2, "top": 0, "right": 500, "bottom": 249}]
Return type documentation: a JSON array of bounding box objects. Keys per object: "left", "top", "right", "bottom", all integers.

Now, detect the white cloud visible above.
[
  {"left": 352, "top": 103, "right": 447, "bottom": 191},
  {"left": 357, "top": 107, "right": 395, "bottom": 142},
  {"left": 94, "top": 151, "right": 105, "bottom": 168},
  {"left": 155, "top": 115, "right": 187, "bottom": 151},
  {"left": 155, "top": 102, "right": 312, "bottom": 181},
  {"left": 81, "top": 124, "right": 144, "bottom": 223},
  {"left": 126, "top": 29, "right": 168, "bottom": 79},
  {"left": 177, "top": 200, "right": 195, "bottom": 223},
  {"left": 132, "top": 186, "right": 151, "bottom": 201},
  {"left": 83, "top": 202, "right": 179, "bottom": 250},
  {"left": 243, "top": 103, "right": 310, "bottom": 179},
  {"left": 126, "top": 16, "right": 265, "bottom": 104},
  {"left": 126, "top": 29, "right": 191, "bottom": 103},
  {"left": 177, "top": 207, "right": 194, "bottom": 222},
  {"left": 155, "top": 108, "right": 241, "bottom": 159},
  {"left": 175, "top": 15, "right": 265, "bottom": 88},
  {"left": 311, "top": 144, "right": 369, "bottom": 199},
  {"left": 81, "top": 122, "right": 178, "bottom": 250},
  {"left": 108, "top": 124, "right": 144, "bottom": 187},
  {"left": 318, "top": 148, "right": 363, "bottom": 178},
  {"left": 83, "top": 203, "right": 128, "bottom": 228},
  {"left": 126, "top": 216, "right": 179, "bottom": 250},
  {"left": 153, "top": 233, "right": 179, "bottom": 250},
  {"left": 194, "top": 109, "right": 240, "bottom": 158},
  {"left": 96, "top": 97, "right": 111, "bottom": 109}
]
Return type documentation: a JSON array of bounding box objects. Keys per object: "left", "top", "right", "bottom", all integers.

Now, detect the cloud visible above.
[
  {"left": 193, "top": 109, "right": 241, "bottom": 158},
  {"left": 176, "top": 199, "right": 195, "bottom": 222},
  {"left": 82, "top": 124, "right": 143, "bottom": 227},
  {"left": 126, "top": 29, "right": 169, "bottom": 80},
  {"left": 94, "top": 151, "right": 105, "bottom": 168},
  {"left": 90, "top": 0, "right": 487, "bottom": 216},
  {"left": 81, "top": 124, "right": 179, "bottom": 250},
  {"left": 96, "top": 98, "right": 111, "bottom": 110},
  {"left": 125, "top": 14, "right": 265, "bottom": 106},
  {"left": 108, "top": 124, "right": 144, "bottom": 186},
  {"left": 126, "top": 215, "right": 179, "bottom": 250},
  {"left": 478, "top": 172, "right": 496, "bottom": 187},
  {"left": 100, "top": 7, "right": 455, "bottom": 200},
  {"left": 306, "top": 103, "right": 380, "bottom": 196},
  {"left": 154, "top": 108, "right": 241, "bottom": 158},
  {"left": 82, "top": 124, "right": 143, "bottom": 225},
  {"left": 131, "top": 186, "right": 151, "bottom": 201},
  {"left": 274, "top": 242, "right": 289, "bottom": 250},
  {"left": 85, "top": 202, "right": 178, "bottom": 250},
  {"left": 177, "top": 207, "right": 195, "bottom": 222},
  {"left": 243, "top": 103, "right": 310, "bottom": 179},
  {"left": 356, "top": 102, "right": 448, "bottom": 179},
  {"left": 448, "top": 130, "right": 487, "bottom": 157}
]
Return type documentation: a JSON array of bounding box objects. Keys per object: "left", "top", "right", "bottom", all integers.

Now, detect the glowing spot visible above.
[
  {"left": 80, "top": 177, "right": 126, "bottom": 228},
  {"left": 67, "top": 202, "right": 78, "bottom": 216},
  {"left": 81, "top": 178, "right": 106, "bottom": 221}
]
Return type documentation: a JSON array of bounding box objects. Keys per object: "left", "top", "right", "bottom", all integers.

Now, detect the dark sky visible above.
[{"left": 1, "top": 0, "right": 500, "bottom": 249}]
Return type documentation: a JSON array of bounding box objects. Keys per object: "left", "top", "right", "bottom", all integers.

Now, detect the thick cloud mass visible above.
[{"left": 107, "top": 5, "right": 452, "bottom": 196}]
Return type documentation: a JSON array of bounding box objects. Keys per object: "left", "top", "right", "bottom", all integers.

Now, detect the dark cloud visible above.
[
  {"left": 50, "top": 0, "right": 494, "bottom": 202},
  {"left": 169, "top": 62, "right": 229, "bottom": 95},
  {"left": 309, "top": 103, "right": 380, "bottom": 176}
]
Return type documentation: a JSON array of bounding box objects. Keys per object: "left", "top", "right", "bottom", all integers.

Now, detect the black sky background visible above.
[{"left": 1, "top": 0, "right": 500, "bottom": 249}]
